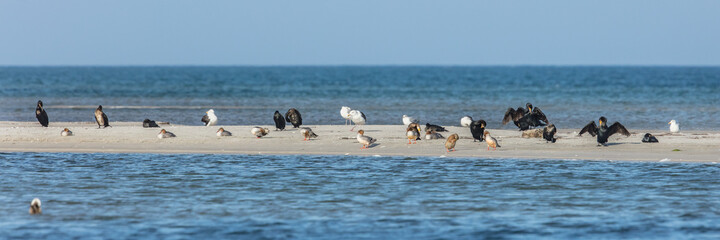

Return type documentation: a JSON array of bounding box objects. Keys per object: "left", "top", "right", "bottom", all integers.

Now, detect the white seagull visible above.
[
  {"left": 349, "top": 110, "right": 366, "bottom": 131},
  {"left": 402, "top": 115, "right": 418, "bottom": 126},
  {"left": 201, "top": 109, "right": 218, "bottom": 126},
  {"left": 460, "top": 116, "right": 473, "bottom": 127},
  {"left": 341, "top": 106, "right": 352, "bottom": 125},
  {"left": 668, "top": 120, "right": 680, "bottom": 133}
]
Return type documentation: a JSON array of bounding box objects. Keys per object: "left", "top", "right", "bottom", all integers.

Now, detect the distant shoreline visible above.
[{"left": 1, "top": 121, "right": 718, "bottom": 163}]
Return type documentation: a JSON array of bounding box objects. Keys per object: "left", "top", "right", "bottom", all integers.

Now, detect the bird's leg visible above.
[
  {"left": 487, "top": 146, "right": 490, "bottom": 150},
  {"left": 350, "top": 126, "right": 356, "bottom": 132},
  {"left": 408, "top": 139, "right": 411, "bottom": 144}
]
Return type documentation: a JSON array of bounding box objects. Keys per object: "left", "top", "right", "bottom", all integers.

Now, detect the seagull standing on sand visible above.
[
  {"left": 460, "top": 116, "right": 473, "bottom": 127},
  {"left": 29, "top": 198, "right": 41, "bottom": 214},
  {"left": 356, "top": 130, "right": 377, "bottom": 149},
  {"left": 202, "top": 109, "right": 218, "bottom": 126},
  {"left": 669, "top": 120, "right": 680, "bottom": 133},
  {"left": 403, "top": 115, "right": 418, "bottom": 126},
  {"left": 341, "top": 106, "right": 352, "bottom": 125},
  {"left": 348, "top": 110, "right": 366, "bottom": 131}
]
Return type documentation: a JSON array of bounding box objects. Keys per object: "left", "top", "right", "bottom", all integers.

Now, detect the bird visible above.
[
  {"left": 94, "top": 105, "right": 110, "bottom": 128},
  {"left": 669, "top": 120, "right": 680, "bottom": 133},
  {"left": 356, "top": 130, "right": 377, "bottom": 149},
  {"left": 341, "top": 106, "right": 352, "bottom": 125},
  {"left": 157, "top": 129, "right": 176, "bottom": 139},
  {"left": 217, "top": 127, "right": 232, "bottom": 137},
  {"left": 201, "top": 109, "right": 218, "bottom": 126},
  {"left": 143, "top": 119, "right": 159, "bottom": 128},
  {"left": 521, "top": 129, "right": 543, "bottom": 138},
  {"left": 348, "top": 110, "right": 366, "bottom": 131},
  {"left": 460, "top": 116, "right": 473, "bottom": 127},
  {"left": 35, "top": 100, "right": 48, "bottom": 127},
  {"left": 300, "top": 127, "right": 318, "bottom": 141},
  {"left": 402, "top": 115, "right": 418, "bottom": 126},
  {"left": 273, "top": 111, "right": 286, "bottom": 131},
  {"left": 445, "top": 133, "right": 459, "bottom": 152},
  {"left": 61, "top": 128, "right": 73, "bottom": 136},
  {"left": 543, "top": 124, "right": 557, "bottom": 143},
  {"left": 406, "top": 123, "right": 421, "bottom": 144},
  {"left": 425, "top": 129, "right": 444, "bottom": 140},
  {"left": 29, "top": 198, "right": 41, "bottom": 215},
  {"left": 579, "top": 116, "right": 631, "bottom": 146},
  {"left": 484, "top": 131, "right": 500, "bottom": 150},
  {"left": 642, "top": 133, "right": 659, "bottom": 143},
  {"left": 425, "top": 123, "right": 447, "bottom": 132},
  {"left": 470, "top": 120, "right": 486, "bottom": 142},
  {"left": 502, "top": 103, "right": 548, "bottom": 130},
  {"left": 285, "top": 108, "right": 302, "bottom": 128},
  {"left": 251, "top": 127, "right": 269, "bottom": 138}
]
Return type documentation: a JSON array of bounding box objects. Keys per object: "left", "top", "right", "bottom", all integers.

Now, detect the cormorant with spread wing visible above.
[
  {"left": 579, "top": 116, "right": 631, "bottom": 146},
  {"left": 502, "top": 103, "right": 548, "bottom": 130}
]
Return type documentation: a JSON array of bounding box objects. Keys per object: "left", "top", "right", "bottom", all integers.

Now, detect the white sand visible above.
[{"left": 1, "top": 121, "right": 719, "bottom": 163}]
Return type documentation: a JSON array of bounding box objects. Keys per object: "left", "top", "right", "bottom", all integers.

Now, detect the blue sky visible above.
[{"left": 1, "top": 0, "right": 718, "bottom": 66}]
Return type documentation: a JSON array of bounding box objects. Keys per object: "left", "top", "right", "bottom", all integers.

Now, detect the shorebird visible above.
[
  {"left": 157, "top": 129, "right": 176, "bottom": 139},
  {"left": 300, "top": 127, "right": 318, "bottom": 141},
  {"left": 669, "top": 120, "right": 680, "bottom": 133},
  {"left": 217, "top": 127, "right": 232, "bottom": 137},
  {"left": 29, "top": 198, "right": 41, "bottom": 214},
  {"left": 484, "top": 131, "right": 500, "bottom": 150},
  {"left": 406, "top": 123, "right": 421, "bottom": 144},
  {"left": 425, "top": 129, "right": 444, "bottom": 140},
  {"left": 445, "top": 133, "right": 459, "bottom": 152},
  {"left": 470, "top": 120, "right": 486, "bottom": 142},
  {"left": 201, "top": 109, "right": 218, "bottom": 126},
  {"left": 356, "top": 130, "right": 377, "bottom": 149},
  {"left": 61, "top": 128, "right": 73, "bottom": 136},
  {"left": 503, "top": 103, "right": 548, "bottom": 130},
  {"left": 251, "top": 127, "right": 269, "bottom": 138},
  {"left": 285, "top": 108, "right": 302, "bottom": 128},
  {"left": 35, "top": 100, "right": 48, "bottom": 127},
  {"left": 273, "top": 111, "right": 286, "bottom": 131},
  {"left": 348, "top": 110, "right": 366, "bottom": 131},
  {"left": 94, "top": 105, "right": 110, "bottom": 128},
  {"left": 341, "top": 106, "right": 352, "bottom": 125}
]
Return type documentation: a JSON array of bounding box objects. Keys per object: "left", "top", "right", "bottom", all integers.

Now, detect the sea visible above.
[
  {"left": 1, "top": 67, "right": 720, "bottom": 239},
  {"left": 0, "top": 66, "right": 718, "bottom": 129},
  {"left": 1, "top": 152, "right": 720, "bottom": 239}
]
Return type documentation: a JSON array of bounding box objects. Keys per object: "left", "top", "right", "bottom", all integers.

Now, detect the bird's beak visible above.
[
  {"left": 668, "top": 122, "right": 671, "bottom": 124},
  {"left": 599, "top": 120, "right": 603, "bottom": 125}
]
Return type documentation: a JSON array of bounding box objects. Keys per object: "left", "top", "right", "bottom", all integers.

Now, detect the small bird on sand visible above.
[
  {"left": 406, "top": 124, "right": 421, "bottom": 144},
  {"left": 484, "top": 131, "right": 500, "bottom": 150},
  {"left": 157, "top": 129, "right": 176, "bottom": 139},
  {"left": 143, "top": 119, "right": 160, "bottom": 128},
  {"left": 445, "top": 133, "right": 459, "bottom": 152},
  {"left": 29, "top": 198, "right": 41, "bottom": 214},
  {"left": 425, "top": 123, "right": 447, "bottom": 132},
  {"left": 273, "top": 111, "right": 286, "bottom": 131},
  {"left": 579, "top": 116, "right": 631, "bottom": 146},
  {"left": 356, "top": 130, "right": 377, "bottom": 149},
  {"left": 425, "top": 129, "right": 444, "bottom": 140},
  {"left": 642, "top": 133, "right": 659, "bottom": 143},
  {"left": 300, "top": 127, "right": 318, "bottom": 141},
  {"left": 61, "top": 128, "right": 73, "bottom": 136},
  {"left": 348, "top": 110, "right": 366, "bottom": 131},
  {"left": 94, "top": 105, "right": 110, "bottom": 128},
  {"left": 251, "top": 127, "right": 269, "bottom": 138},
  {"left": 543, "top": 124, "right": 557, "bottom": 143},
  {"left": 217, "top": 127, "right": 232, "bottom": 137},
  {"left": 285, "top": 108, "right": 302, "bottom": 128},
  {"left": 402, "top": 115, "right": 418, "bottom": 126},
  {"left": 470, "top": 120, "right": 486, "bottom": 142},
  {"left": 669, "top": 120, "right": 680, "bottom": 133},
  {"left": 201, "top": 109, "right": 218, "bottom": 126},
  {"left": 341, "top": 106, "right": 352, "bottom": 125},
  {"left": 35, "top": 100, "right": 49, "bottom": 127},
  {"left": 460, "top": 116, "right": 472, "bottom": 127}
]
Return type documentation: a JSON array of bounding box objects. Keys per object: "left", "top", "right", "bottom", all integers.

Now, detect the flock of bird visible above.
[
  {"left": 25, "top": 100, "right": 686, "bottom": 215},
  {"left": 34, "top": 100, "right": 683, "bottom": 150}
]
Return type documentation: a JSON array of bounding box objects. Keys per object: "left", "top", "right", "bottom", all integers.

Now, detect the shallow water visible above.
[
  {"left": 1, "top": 152, "right": 719, "bottom": 239},
  {"left": 1, "top": 66, "right": 718, "bottom": 129}
]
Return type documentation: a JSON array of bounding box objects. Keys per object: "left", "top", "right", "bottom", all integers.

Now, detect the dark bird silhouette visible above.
[
  {"left": 273, "top": 111, "right": 286, "bottom": 131},
  {"left": 642, "top": 133, "right": 659, "bottom": 143},
  {"left": 425, "top": 123, "right": 447, "bottom": 132},
  {"left": 285, "top": 108, "right": 302, "bottom": 128},
  {"left": 579, "top": 116, "right": 631, "bottom": 146},
  {"left": 94, "top": 105, "right": 110, "bottom": 128},
  {"left": 502, "top": 103, "right": 548, "bottom": 130},
  {"left": 543, "top": 124, "right": 557, "bottom": 143},
  {"left": 35, "top": 100, "right": 49, "bottom": 127},
  {"left": 470, "top": 120, "right": 486, "bottom": 142},
  {"left": 143, "top": 119, "right": 159, "bottom": 128}
]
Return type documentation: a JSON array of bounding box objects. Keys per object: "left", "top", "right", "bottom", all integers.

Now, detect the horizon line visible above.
[{"left": 1, "top": 64, "right": 719, "bottom": 68}]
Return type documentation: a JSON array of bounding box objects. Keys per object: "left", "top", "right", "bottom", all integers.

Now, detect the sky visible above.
[{"left": 1, "top": 0, "right": 719, "bottom": 66}]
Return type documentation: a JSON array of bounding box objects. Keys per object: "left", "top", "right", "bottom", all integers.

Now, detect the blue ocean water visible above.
[
  {"left": 1, "top": 66, "right": 718, "bottom": 129},
  {"left": 1, "top": 152, "right": 719, "bottom": 239}
]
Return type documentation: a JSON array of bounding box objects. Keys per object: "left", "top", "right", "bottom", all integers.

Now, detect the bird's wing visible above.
[
  {"left": 201, "top": 114, "right": 209, "bottom": 125},
  {"left": 579, "top": 121, "right": 597, "bottom": 136},
  {"left": 608, "top": 122, "right": 631, "bottom": 137},
  {"left": 502, "top": 108, "right": 516, "bottom": 125},
  {"left": 361, "top": 112, "right": 366, "bottom": 122},
  {"left": 102, "top": 113, "right": 109, "bottom": 126},
  {"left": 533, "top": 107, "right": 549, "bottom": 123}
]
